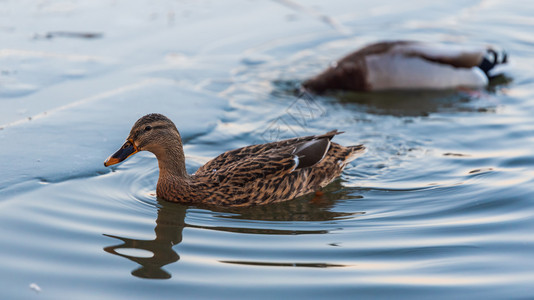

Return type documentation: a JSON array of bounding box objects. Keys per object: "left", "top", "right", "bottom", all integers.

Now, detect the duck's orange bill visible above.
[{"left": 104, "top": 140, "right": 138, "bottom": 167}]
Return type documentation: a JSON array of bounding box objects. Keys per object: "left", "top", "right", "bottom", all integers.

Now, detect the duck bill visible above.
[{"left": 104, "top": 140, "right": 138, "bottom": 167}]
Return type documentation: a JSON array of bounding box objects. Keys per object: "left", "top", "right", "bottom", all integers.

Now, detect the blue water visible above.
[{"left": 1, "top": 1, "right": 534, "bottom": 299}]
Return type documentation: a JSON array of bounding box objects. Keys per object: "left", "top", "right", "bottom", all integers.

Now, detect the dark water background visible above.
[{"left": 1, "top": 1, "right": 534, "bottom": 299}]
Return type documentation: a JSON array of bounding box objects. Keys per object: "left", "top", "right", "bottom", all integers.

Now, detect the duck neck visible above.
[
  {"left": 154, "top": 142, "right": 192, "bottom": 203},
  {"left": 155, "top": 145, "right": 189, "bottom": 179}
]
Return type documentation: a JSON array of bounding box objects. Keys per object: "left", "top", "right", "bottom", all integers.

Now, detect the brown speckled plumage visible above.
[{"left": 105, "top": 114, "right": 365, "bottom": 207}]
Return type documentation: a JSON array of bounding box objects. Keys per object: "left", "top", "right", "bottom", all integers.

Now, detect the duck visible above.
[
  {"left": 104, "top": 113, "right": 365, "bottom": 207},
  {"left": 302, "top": 40, "right": 508, "bottom": 93}
]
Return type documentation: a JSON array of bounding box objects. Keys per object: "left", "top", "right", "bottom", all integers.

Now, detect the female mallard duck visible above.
[
  {"left": 104, "top": 114, "right": 365, "bottom": 207},
  {"left": 303, "top": 40, "right": 508, "bottom": 93}
]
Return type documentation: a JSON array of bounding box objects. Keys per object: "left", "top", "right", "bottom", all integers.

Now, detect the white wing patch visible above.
[{"left": 291, "top": 155, "right": 299, "bottom": 172}]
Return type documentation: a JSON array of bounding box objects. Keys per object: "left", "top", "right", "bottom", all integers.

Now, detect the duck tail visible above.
[
  {"left": 478, "top": 48, "right": 508, "bottom": 76},
  {"left": 344, "top": 144, "right": 366, "bottom": 164}
]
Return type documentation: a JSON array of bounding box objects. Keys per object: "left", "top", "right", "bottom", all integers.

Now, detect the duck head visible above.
[{"left": 104, "top": 113, "right": 184, "bottom": 167}]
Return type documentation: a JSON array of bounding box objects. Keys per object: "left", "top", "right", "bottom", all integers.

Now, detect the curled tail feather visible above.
[{"left": 478, "top": 48, "right": 508, "bottom": 76}]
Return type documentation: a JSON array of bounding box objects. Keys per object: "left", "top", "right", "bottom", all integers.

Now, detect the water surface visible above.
[{"left": 1, "top": 0, "right": 534, "bottom": 299}]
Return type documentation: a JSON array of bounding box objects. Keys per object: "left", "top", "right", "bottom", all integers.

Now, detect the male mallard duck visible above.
[
  {"left": 104, "top": 114, "right": 365, "bottom": 207},
  {"left": 303, "top": 40, "right": 508, "bottom": 93}
]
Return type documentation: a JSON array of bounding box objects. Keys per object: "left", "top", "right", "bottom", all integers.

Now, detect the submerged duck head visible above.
[{"left": 104, "top": 113, "right": 184, "bottom": 168}]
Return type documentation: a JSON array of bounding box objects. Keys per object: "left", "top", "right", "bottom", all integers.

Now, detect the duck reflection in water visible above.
[
  {"left": 331, "top": 85, "right": 510, "bottom": 117},
  {"left": 104, "top": 181, "right": 364, "bottom": 279},
  {"left": 279, "top": 74, "right": 511, "bottom": 118},
  {"left": 104, "top": 200, "right": 186, "bottom": 279}
]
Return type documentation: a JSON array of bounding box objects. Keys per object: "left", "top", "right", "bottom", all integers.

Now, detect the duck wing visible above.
[
  {"left": 195, "top": 130, "right": 341, "bottom": 185},
  {"left": 392, "top": 41, "right": 485, "bottom": 69}
]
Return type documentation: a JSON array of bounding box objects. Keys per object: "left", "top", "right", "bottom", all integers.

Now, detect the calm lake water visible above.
[{"left": 1, "top": 0, "right": 534, "bottom": 299}]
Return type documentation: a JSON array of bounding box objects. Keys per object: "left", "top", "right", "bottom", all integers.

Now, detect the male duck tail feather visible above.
[{"left": 478, "top": 48, "right": 508, "bottom": 76}]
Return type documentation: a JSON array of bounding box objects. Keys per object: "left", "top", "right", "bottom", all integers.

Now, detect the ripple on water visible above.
[
  {"left": 100, "top": 155, "right": 160, "bottom": 214},
  {"left": 2, "top": 1, "right": 534, "bottom": 299}
]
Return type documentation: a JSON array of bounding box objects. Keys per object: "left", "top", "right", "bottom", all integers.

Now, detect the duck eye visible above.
[{"left": 144, "top": 125, "right": 152, "bottom": 131}]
